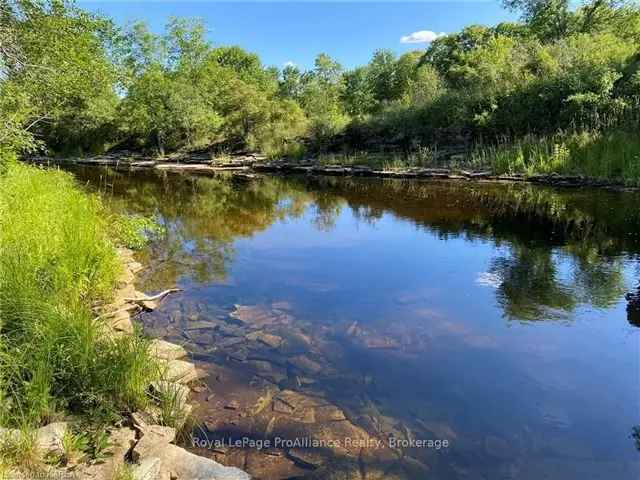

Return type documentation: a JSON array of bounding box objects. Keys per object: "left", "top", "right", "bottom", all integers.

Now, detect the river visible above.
[{"left": 73, "top": 167, "right": 640, "bottom": 480}]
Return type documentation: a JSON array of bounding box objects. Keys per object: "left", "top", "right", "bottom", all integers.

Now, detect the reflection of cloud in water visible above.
[
  {"left": 393, "top": 287, "right": 442, "bottom": 305},
  {"left": 413, "top": 308, "right": 498, "bottom": 348},
  {"left": 284, "top": 277, "right": 339, "bottom": 293},
  {"left": 476, "top": 271, "right": 502, "bottom": 288}
]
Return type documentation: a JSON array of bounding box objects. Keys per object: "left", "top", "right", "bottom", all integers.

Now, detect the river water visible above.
[{"left": 74, "top": 167, "right": 639, "bottom": 479}]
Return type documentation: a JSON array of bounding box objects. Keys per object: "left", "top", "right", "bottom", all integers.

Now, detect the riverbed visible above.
[{"left": 73, "top": 167, "right": 640, "bottom": 479}]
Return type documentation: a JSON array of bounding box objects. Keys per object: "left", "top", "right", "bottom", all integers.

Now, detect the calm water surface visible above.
[{"left": 75, "top": 167, "right": 639, "bottom": 479}]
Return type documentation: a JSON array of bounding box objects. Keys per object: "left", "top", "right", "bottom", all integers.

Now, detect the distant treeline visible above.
[{"left": 1, "top": 0, "right": 639, "bottom": 159}]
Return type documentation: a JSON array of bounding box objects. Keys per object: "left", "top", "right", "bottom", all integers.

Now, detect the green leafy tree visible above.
[
  {"left": 342, "top": 66, "right": 376, "bottom": 116},
  {"left": 1, "top": 0, "right": 119, "bottom": 154}
]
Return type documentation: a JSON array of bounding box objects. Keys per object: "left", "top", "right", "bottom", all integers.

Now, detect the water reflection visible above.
[{"left": 72, "top": 167, "right": 640, "bottom": 479}]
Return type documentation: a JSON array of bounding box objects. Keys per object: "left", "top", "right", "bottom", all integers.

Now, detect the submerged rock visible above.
[
  {"left": 246, "top": 331, "right": 283, "bottom": 348},
  {"left": 230, "top": 304, "right": 293, "bottom": 327},
  {"left": 149, "top": 339, "right": 188, "bottom": 361},
  {"left": 288, "top": 355, "right": 323, "bottom": 374}
]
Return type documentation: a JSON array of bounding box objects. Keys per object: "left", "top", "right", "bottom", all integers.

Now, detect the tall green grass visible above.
[
  {"left": 0, "top": 161, "right": 159, "bottom": 431},
  {"left": 472, "top": 129, "right": 640, "bottom": 182}
]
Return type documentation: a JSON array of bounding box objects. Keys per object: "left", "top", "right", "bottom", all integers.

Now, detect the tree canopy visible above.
[{"left": 1, "top": 0, "right": 639, "bottom": 159}]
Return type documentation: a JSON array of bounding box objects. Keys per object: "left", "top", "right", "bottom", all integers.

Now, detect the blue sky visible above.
[{"left": 78, "top": 1, "right": 518, "bottom": 69}]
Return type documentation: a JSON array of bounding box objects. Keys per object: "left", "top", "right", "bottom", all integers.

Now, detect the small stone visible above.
[
  {"left": 35, "top": 422, "right": 68, "bottom": 455},
  {"left": 246, "top": 331, "right": 283, "bottom": 348},
  {"left": 227, "top": 349, "right": 248, "bottom": 362},
  {"left": 225, "top": 400, "right": 240, "bottom": 410},
  {"left": 186, "top": 321, "right": 219, "bottom": 331},
  {"left": 288, "top": 355, "right": 322, "bottom": 374},
  {"left": 273, "top": 398, "right": 295, "bottom": 415},
  {"left": 110, "top": 310, "right": 134, "bottom": 333},
  {"left": 218, "top": 337, "right": 245, "bottom": 348},
  {"left": 118, "top": 269, "right": 135, "bottom": 287},
  {"left": 128, "top": 261, "right": 144, "bottom": 274}
]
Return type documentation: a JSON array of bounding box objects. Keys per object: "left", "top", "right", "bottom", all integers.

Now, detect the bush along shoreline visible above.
[{"left": 0, "top": 161, "right": 249, "bottom": 479}]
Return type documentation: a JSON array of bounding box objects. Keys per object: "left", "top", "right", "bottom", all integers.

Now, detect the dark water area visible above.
[{"left": 72, "top": 166, "right": 639, "bottom": 479}]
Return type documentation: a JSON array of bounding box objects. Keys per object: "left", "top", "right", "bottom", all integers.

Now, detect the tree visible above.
[
  {"left": 1, "top": 0, "right": 119, "bottom": 154},
  {"left": 313, "top": 52, "right": 342, "bottom": 84},
  {"left": 279, "top": 64, "right": 304, "bottom": 100},
  {"left": 502, "top": 0, "right": 572, "bottom": 40},
  {"left": 342, "top": 66, "right": 376, "bottom": 116}
]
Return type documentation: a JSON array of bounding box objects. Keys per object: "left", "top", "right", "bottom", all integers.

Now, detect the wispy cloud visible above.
[
  {"left": 283, "top": 61, "right": 297, "bottom": 68},
  {"left": 400, "top": 30, "right": 446, "bottom": 44}
]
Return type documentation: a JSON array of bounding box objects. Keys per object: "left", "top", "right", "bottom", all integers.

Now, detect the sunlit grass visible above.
[
  {"left": 0, "top": 161, "right": 160, "bottom": 449},
  {"left": 472, "top": 129, "right": 640, "bottom": 182}
]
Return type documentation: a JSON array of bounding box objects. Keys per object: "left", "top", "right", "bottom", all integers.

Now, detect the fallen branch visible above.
[{"left": 124, "top": 288, "right": 182, "bottom": 303}]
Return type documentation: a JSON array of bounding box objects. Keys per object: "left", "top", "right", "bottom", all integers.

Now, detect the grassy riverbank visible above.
[
  {"left": 314, "top": 128, "right": 640, "bottom": 184},
  {"left": 0, "top": 159, "right": 159, "bottom": 471},
  {"left": 472, "top": 129, "right": 640, "bottom": 180}
]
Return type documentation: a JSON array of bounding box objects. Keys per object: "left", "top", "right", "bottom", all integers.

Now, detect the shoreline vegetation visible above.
[
  {"left": 1, "top": 1, "right": 639, "bottom": 181},
  {"left": 26, "top": 147, "right": 640, "bottom": 190},
  {"left": 0, "top": 160, "right": 249, "bottom": 479}
]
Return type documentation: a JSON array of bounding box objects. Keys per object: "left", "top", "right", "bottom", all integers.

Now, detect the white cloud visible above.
[
  {"left": 283, "top": 61, "right": 297, "bottom": 68},
  {"left": 400, "top": 30, "right": 446, "bottom": 44}
]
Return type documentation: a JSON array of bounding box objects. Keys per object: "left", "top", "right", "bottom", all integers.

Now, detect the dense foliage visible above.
[{"left": 1, "top": 0, "right": 639, "bottom": 171}]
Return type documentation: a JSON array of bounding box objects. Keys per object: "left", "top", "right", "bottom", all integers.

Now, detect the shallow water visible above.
[{"left": 74, "top": 167, "right": 639, "bottom": 479}]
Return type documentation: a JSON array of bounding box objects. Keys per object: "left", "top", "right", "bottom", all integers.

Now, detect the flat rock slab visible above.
[
  {"left": 230, "top": 304, "right": 293, "bottom": 327},
  {"left": 132, "top": 457, "right": 163, "bottom": 480},
  {"left": 162, "top": 359, "right": 199, "bottom": 384},
  {"left": 150, "top": 339, "right": 188, "bottom": 361},
  {"left": 134, "top": 425, "right": 250, "bottom": 480},
  {"left": 246, "top": 331, "right": 283, "bottom": 348}
]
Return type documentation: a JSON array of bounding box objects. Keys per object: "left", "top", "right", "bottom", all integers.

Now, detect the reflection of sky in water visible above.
[
  {"left": 191, "top": 204, "right": 639, "bottom": 473},
  {"left": 72, "top": 168, "right": 640, "bottom": 478}
]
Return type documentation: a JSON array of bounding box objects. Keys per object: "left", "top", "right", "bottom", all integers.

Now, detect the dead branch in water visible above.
[{"left": 124, "top": 288, "right": 182, "bottom": 303}]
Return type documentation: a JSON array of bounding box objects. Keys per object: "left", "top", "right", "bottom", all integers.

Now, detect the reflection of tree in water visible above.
[
  {"left": 289, "top": 176, "right": 640, "bottom": 322},
  {"left": 76, "top": 167, "right": 640, "bottom": 322},
  {"left": 489, "top": 246, "right": 576, "bottom": 320},
  {"left": 633, "top": 426, "right": 640, "bottom": 451},
  {"left": 78, "top": 168, "right": 344, "bottom": 287},
  {"left": 626, "top": 283, "right": 640, "bottom": 327},
  {"left": 489, "top": 245, "right": 626, "bottom": 321}
]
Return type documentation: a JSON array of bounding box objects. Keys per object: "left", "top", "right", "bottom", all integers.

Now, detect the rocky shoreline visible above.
[
  {"left": 0, "top": 248, "right": 251, "bottom": 480},
  {"left": 26, "top": 153, "right": 639, "bottom": 190}
]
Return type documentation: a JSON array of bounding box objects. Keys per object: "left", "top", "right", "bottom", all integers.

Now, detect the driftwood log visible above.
[{"left": 124, "top": 288, "right": 183, "bottom": 311}]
